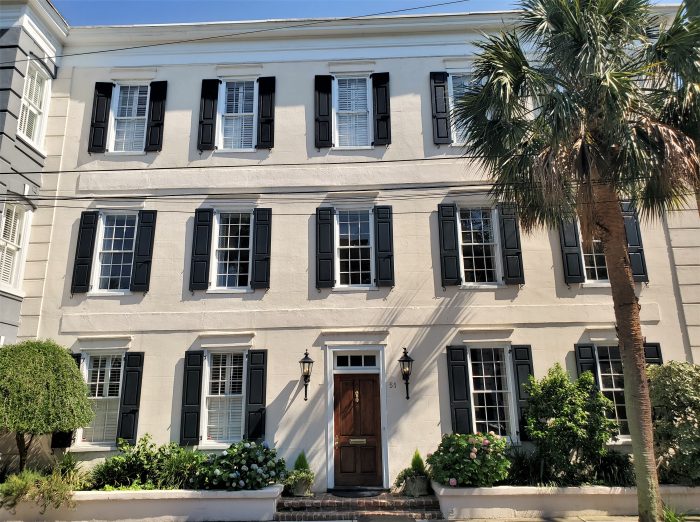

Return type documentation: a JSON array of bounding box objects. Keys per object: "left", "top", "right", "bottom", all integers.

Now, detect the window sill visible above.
[
  {"left": 332, "top": 286, "right": 379, "bottom": 292},
  {"left": 0, "top": 284, "right": 25, "bottom": 300},
  {"left": 214, "top": 148, "right": 257, "bottom": 154},
  {"left": 450, "top": 142, "right": 466, "bottom": 148},
  {"left": 197, "top": 442, "right": 239, "bottom": 451},
  {"left": 331, "top": 146, "right": 374, "bottom": 151},
  {"left": 459, "top": 283, "right": 505, "bottom": 290},
  {"left": 86, "top": 290, "right": 133, "bottom": 297},
  {"left": 608, "top": 436, "right": 632, "bottom": 446},
  {"left": 581, "top": 281, "right": 611, "bottom": 288},
  {"left": 104, "top": 151, "right": 147, "bottom": 156},
  {"left": 16, "top": 132, "right": 47, "bottom": 158},
  {"left": 70, "top": 444, "right": 118, "bottom": 453},
  {"left": 206, "top": 287, "right": 254, "bottom": 294}
]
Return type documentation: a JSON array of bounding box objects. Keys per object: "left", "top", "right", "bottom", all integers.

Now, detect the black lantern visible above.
[
  {"left": 299, "top": 350, "right": 314, "bottom": 401},
  {"left": 398, "top": 347, "right": 414, "bottom": 400}
]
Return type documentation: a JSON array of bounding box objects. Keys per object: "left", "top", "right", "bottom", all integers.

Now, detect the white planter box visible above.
[
  {"left": 3, "top": 484, "right": 283, "bottom": 522},
  {"left": 431, "top": 481, "right": 700, "bottom": 519}
]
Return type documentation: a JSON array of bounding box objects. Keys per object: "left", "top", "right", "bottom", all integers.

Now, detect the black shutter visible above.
[
  {"left": 559, "top": 219, "right": 585, "bottom": 284},
  {"left": 197, "top": 79, "right": 219, "bottom": 151},
  {"left": 51, "top": 353, "right": 82, "bottom": 449},
  {"left": 374, "top": 206, "right": 394, "bottom": 287},
  {"left": 371, "top": 72, "right": 391, "bottom": 146},
  {"left": 88, "top": 82, "right": 113, "bottom": 153},
  {"left": 438, "top": 203, "right": 461, "bottom": 287},
  {"left": 130, "top": 210, "right": 157, "bottom": 292},
  {"left": 498, "top": 204, "right": 525, "bottom": 284},
  {"left": 256, "top": 77, "right": 275, "bottom": 149},
  {"left": 511, "top": 345, "right": 534, "bottom": 441},
  {"left": 644, "top": 343, "right": 663, "bottom": 365},
  {"left": 250, "top": 208, "right": 272, "bottom": 289},
  {"left": 430, "top": 72, "right": 451, "bottom": 145},
  {"left": 245, "top": 350, "right": 267, "bottom": 441},
  {"left": 316, "top": 207, "right": 334, "bottom": 288},
  {"left": 621, "top": 201, "right": 648, "bottom": 283},
  {"left": 145, "top": 81, "right": 167, "bottom": 152},
  {"left": 446, "top": 346, "right": 472, "bottom": 434},
  {"left": 71, "top": 211, "right": 99, "bottom": 294},
  {"left": 189, "top": 209, "right": 213, "bottom": 291},
  {"left": 314, "top": 75, "right": 333, "bottom": 148},
  {"left": 180, "top": 351, "right": 204, "bottom": 446},
  {"left": 116, "top": 352, "right": 144, "bottom": 445},
  {"left": 575, "top": 343, "right": 599, "bottom": 383}
]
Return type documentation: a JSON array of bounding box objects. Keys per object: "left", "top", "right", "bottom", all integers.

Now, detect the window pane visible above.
[
  {"left": 337, "top": 210, "right": 373, "bottom": 286},
  {"left": 583, "top": 239, "right": 608, "bottom": 281},
  {"left": 460, "top": 208, "right": 498, "bottom": 283},
  {"left": 336, "top": 78, "right": 370, "bottom": 147},
  {"left": 113, "top": 85, "right": 148, "bottom": 152},
  {"left": 207, "top": 353, "right": 245, "bottom": 443},
  {"left": 98, "top": 214, "right": 137, "bottom": 290},
  {"left": 470, "top": 348, "right": 511, "bottom": 436},
  {"left": 214, "top": 213, "right": 252, "bottom": 288},
  {"left": 82, "top": 354, "right": 123, "bottom": 444},
  {"left": 596, "top": 346, "right": 629, "bottom": 436},
  {"left": 449, "top": 74, "right": 471, "bottom": 143},
  {"left": 222, "top": 81, "right": 255, "bottom": 149}
]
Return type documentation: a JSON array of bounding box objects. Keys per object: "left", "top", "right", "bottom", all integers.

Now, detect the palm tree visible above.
[{"left": 453, "top": 1, "right": 700, "bottom": 520}]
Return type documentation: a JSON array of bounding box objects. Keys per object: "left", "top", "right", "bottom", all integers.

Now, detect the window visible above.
[
  {"left": 0, "top": 203, "right": 28, "bottom": 290},
  {"left": 334, "top": 77, "right": 371, "bottom": 148},
  {"left": 335, "top": 209, "right": 375, "bottom": 287},
  {"left": 448, "top": 73, "right": 472, "bottom": 145},
  {"left": 92, "top": 212, "right": 138, "bottom": 292},
  {"left": 81, "top": 353, "right": 123, "bottom": 445},
  {"left": 110, "top": 84, "right": 149, "bottom": 152},
  {"left": 18, "top": 63, "right": 50, "bottom": 147},
  {"left": 458, "top": 207, "right": 500, "bottom": 284},
  {"left": 204, "top": 352, "right": 246, "bottom": 444},
  {"left": 467, "top": 347, "right": 515, "bottom": 437},
  {"left": 594, "top": 345, "right": 628, "bottom": 436},
  {"left": 335, "top": 353, "right": 378, "bottom": 368},
  {"left": 211, "top": 211, "right": 253, "bottom": 289},
  {"left": 582, "top": 239, "right": 608, "bottom": 281},
  {"left": 219, "top": 80, "right": 257, "bottom": 150}
]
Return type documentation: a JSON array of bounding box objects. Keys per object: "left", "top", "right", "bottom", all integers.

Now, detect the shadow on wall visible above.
[{"left": 0, "top": 431, "right": 53, "bottom": 475}]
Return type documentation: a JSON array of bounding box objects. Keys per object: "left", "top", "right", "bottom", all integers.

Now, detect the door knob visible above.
[{"left": 354, "top": 390, "right": 360, "bottom": 404}]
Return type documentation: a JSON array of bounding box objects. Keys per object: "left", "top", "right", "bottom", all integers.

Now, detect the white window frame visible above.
[
  {"left": 106, "top": 83, "right": 150, "bottom": 154},
  {"left": 579, "top": 224, "right": 610, "bottom": 285},
  {"left": 89, "top": 210, "right": 139, "bottom": 296},
  {"left": 592, "top": 344, "right": 631, "bottom": 442},
  {"left": 333, "top": 207, "right": 376, "bottom": 290},
  {"left": 456, "top": 206, "right": 504, "bottom": 288},
  {"left": 216, "top": 78, "right": 259, "bottom": 152},
  {"left": 16, "top": 61, "right": 51, "bottom": 152},
  {"left": 0, "top": 202, "right": 32, "bottom": 296},
  {"left": 447, "top": 71, "right": 472, "bottom": 146},
  {"left": 199, "top": 349, "right": 248, "bottom": 449},
  {"left": 208, "top": 209, "right": 255, "bottom": 293},
  {"left": 465, "top": 345, "right": 519, "bottom": 441},
  {"left": 332, "top": 75, "right": 373, "bottom": 150},
  {"left": 74, "top": 350, "right": 125, "bottom": 451}
]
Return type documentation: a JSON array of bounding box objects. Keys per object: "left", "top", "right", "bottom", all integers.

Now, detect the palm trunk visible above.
[{"left": 592, "top": 182, "right": 662, "bottom": 522}]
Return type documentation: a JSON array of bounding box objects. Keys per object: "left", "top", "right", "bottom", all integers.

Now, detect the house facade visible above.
[
  {"left": 14, "top": 6, "right": 699, "bottom": 490},
  {"left": 0, "top": 0, "right": 67, "bottom": 344}
]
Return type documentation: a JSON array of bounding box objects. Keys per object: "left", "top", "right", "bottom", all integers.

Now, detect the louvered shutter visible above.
[
  {"left": 511, "top": 345, "right": 534, "bottom": 441},
  {"left": 180, "top": 351, "right": 204, "bottom": 446},
  {"left": 498, "top": 204, "right": 525, "bottom": 284},
  {"left": 71, "top": 211, "right": 99, "bottom": 294},
  {"left": 374, "top": 205, "right": 394, "bottom": 287},
  {"left": 621, "top": 201, "right": 648, "bottom": 282},
  {"left": 88, "top": 82, "right": 113, "bottom": 153},
  {"left": 575, "top": 344, "right": 599, "bottom": 383},
  {"left": 256, "top": 77, "right": 275, "bottom": 149},
  {"left": 197, "top": 79, "right": 219, "bottom": 151},
  {"left": 559, "top": 219, "right": 585, "bottom": 284},
  {"left": 644, "top": 343, "right": 663, "bottom": 365},
  {"left": 250, "top": 208, "right": 272, "bottom": 289},
  {"left": 51, "top": 353, "right": 82, "bottom": 449},
  {"left": 316, "top": 207, "right": 334, "bottom": 288},
  {"left": 371, "top": 72, "right": 391, "bottom": 146},
  {"left": 130, "top": 210, "right": 157, "bottom": 292},
  {"left": 245, "top": 350, "right": 267, "bottom": 441},
  {"left": 189, "top": 209, "right": 213, "bottom": 291},
  {"left": 144, "top": 81, "right": 167, "bottom": 152},
  {"left": 446, "top": 346, "right": 472, "bottom": 434},
  {"left": 116, "top": 352, "right": 144, "bottom": 445},
  {"left": 430, "top": 72, "right": 451, "bottom": 144},
  {"left": 314, "top": 75, "right": 333, "bottom": 148},
  {"left": 438, "top": 203, "right": 461, "bottom": 287}
]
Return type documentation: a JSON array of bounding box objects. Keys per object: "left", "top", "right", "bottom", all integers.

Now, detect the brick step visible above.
[
  {"left": 278, "top": 497, "right": 440, "bottom": 512},
  {"left": 274, "top": 509, "right": 444, "bottom": 521}
]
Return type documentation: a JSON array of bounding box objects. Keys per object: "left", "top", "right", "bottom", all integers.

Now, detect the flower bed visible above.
[
  {"left": 6, "top": 485, "right": 284, "bottom": 521},
  {"left": 432, "top": 482, "right": 700, "bottom": 519}
]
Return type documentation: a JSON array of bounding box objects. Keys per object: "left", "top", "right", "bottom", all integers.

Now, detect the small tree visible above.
[{"left": 0, "top": 340, "right": 93, "bottom": 471}]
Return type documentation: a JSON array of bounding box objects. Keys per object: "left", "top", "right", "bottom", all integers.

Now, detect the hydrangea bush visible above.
[
  {"left": 427, "top": 432, "right": 509, "bottom": 487},
  {"left": 195, "top": 440, "right": 286, "bottom": 490}
]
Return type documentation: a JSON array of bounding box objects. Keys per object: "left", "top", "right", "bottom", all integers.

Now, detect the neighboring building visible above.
[
  {"left": 0, "top": 0, "right": 67, "bottom": 344},
  {"left": 14, "top": 6, "right": 698, "bottom": 489}
]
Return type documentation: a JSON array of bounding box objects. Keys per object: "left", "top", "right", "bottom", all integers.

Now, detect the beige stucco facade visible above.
[{"left": 14, "top": 8, "right": 699, "bottom": 490}]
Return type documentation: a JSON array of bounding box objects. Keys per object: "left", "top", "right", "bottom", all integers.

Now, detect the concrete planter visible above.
[
  {"left": 431, "top": 481, "right": 700, "bottom": 519},
  {"left": 4, "top": 484, "right": 284, "bottom": 522}
]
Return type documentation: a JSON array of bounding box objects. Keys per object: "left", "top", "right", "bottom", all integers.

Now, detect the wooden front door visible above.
[{"left": 333, "top": 374, "right": 382, "bottom": 487}]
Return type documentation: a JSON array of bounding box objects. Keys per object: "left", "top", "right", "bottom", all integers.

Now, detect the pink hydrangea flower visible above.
[
  {"left": 471, "top": 447, "right": 477, "bottom": 453},
  {"left": 482, "top": 439, "right": 490, "bottom": 446},
  {"left": 469, "top": 452, "right": 477, "bottom": 459},
  {"left": 449, "top": 478, "right": 457, "bottom": 487}
]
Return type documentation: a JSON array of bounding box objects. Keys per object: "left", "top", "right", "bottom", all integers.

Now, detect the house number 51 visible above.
[{"left": 388, "top": 381, "right": 397, "bottom": 389}]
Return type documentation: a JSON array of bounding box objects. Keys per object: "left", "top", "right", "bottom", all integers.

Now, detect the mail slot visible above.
[{"left": 349, "top": 438, "right": 367, "bottom": 445}]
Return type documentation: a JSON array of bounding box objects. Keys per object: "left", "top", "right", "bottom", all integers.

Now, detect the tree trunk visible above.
[
  {"left": 15, "top": 432, "right": 28, "bottom": 472},
  {"left": 592, "top": 182, "right": 662, "bottom": 522}
]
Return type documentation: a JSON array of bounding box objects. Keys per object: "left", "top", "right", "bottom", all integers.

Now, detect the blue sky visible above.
[{"left": 52, "top": 0, "right": 520, "bottom": 26}]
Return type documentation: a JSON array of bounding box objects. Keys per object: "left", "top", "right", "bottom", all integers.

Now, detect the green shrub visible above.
[
  {"left": 394, "top": 449, "right": 427, "bottom": 488},
  {"left": 195, "top": 440, "right": 286, "bottom": 490},
  {"left": 0, "top": 468, "right": 80, "bottom": 514},
  {"left": 293, "top": 451, "right": 310, "bottom": 471},
  {"left": 427, "top": 433, "right": 509, "bottom": 487},
  {"left": 648, "top": 361, "right": 700, "bottom": 485}
]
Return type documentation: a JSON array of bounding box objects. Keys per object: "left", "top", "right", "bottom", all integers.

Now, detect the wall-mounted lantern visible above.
[
  {"left": 398, "top": 347, "right": 414, "bottom": 400},
  {"left": 299, "top": 350, "right": 314, "bottom": 401}
]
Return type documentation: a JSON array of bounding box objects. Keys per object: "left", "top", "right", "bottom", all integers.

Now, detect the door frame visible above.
[{"left": 325, "top": 344, "right": 389, "bottom": 490}]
